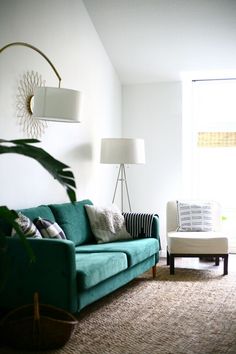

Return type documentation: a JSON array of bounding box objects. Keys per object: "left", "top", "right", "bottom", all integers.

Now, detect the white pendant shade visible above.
[
  {"left": 101, "top": 138, "right": 145, "bottom": 164},
  {"left": 33, "top": 87, "right": 81, "bottom": 122}
]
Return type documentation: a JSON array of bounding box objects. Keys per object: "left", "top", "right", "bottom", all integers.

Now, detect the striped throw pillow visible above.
[
  {"left": 11, "top": 212, "right": 42, "bottom": 238},
  {"left": 34, "top": 217, "right": 66, "bottom": 239},
  {"left": 177, "top": 201, "right": 214, "bottom": 232}
]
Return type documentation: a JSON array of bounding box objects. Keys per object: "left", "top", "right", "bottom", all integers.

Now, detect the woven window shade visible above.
[{"left": 198, "top": 132, "right": 236, "bottom": 147}]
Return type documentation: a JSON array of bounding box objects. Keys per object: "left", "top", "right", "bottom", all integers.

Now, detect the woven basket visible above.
[{"left": 1, "top": 292, "right": 78, "bottom": 350}]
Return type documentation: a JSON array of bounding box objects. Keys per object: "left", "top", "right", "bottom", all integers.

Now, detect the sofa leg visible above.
[
  {"left": 170, "top": 255, "right": 175, "bottom": 275},
  {"left": 223, "top": 255, "right": 228, "bottom": 275},
  {"left": 215, "top": 256, "right": 220, "bottom": 266},
  {"left": 152, "top": 265, "right": 157, "bottom": 278}
]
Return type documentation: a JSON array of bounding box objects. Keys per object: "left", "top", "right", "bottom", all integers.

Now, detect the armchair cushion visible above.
[{"left": 168, "top": 231, "right": 228, "bottom": 254}]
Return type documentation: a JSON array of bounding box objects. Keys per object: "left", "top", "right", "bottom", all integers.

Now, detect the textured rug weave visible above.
[{"left": 1, "top": 260, "right": 236, "bottom": 354}]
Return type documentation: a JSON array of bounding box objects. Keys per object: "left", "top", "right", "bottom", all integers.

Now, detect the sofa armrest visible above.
[{"left": 0, "top": 238, "right": 77, "bottom": 313}]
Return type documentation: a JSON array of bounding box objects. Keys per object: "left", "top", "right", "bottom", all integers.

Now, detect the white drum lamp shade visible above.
[
  {"left": 33, "top": 87, "right": 81, "bottom": 122},
  {"left": 100, "top": 138, "right": 145, "bottom": 164}
]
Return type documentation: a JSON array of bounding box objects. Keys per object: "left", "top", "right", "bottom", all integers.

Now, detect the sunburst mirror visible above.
[{"left": 16, "top": 71, "right": 48, "bottom": 139}]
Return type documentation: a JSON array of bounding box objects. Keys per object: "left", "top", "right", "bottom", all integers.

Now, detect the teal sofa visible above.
[{"left": 0, "top": 200, "right": 160, "bottom": 314}]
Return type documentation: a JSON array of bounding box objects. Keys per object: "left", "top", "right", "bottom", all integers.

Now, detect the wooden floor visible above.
[{"left": 160, "top": 253, "right": 236, "bottom": 272}]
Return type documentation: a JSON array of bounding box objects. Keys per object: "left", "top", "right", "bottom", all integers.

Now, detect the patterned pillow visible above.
[
  {"left": 34, "top": 217, "right": 66, "bottom": 239},
  {"left": 85, "top": 204, "right": 132, "bottom": 243},
  {"left": 177, "top": 201, "right": 214, "bottom": 232},
  {"left": 11, "top": 212, "right": 42, "bottom": 238}
]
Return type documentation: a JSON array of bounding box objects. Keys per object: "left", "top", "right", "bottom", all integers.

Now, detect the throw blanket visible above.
[{"left": 123, "top": 212, "right": 158, "bottom": 239}]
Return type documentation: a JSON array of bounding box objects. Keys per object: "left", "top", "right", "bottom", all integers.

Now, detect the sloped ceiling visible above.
[{"left": 83, "top": 0, "right": 236, "bottom": 84}]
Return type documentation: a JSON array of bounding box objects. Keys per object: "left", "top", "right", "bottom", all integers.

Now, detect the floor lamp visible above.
[{"left": 100, "top": 138, "right": 145, "bottom": 212}]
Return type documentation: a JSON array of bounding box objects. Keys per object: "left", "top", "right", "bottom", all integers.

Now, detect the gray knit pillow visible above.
[
  {"left": 11, "top": 212, "right": 42, "bottom": 238},
  {"left": 85, "top": 204, "right": 131, "bottom": 243}
]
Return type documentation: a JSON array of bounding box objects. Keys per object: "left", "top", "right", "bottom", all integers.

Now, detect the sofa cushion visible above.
[
  {"left": 0, "top": 205, "right": 55, "bottom": 237},
  {"left": 49, "top": 200, "right": 95, "bottom": 245},
  {"left": 75, "top": 238, "right": 159, "bottom": 267},
  {"left": 75, "top": 252, "right": 128, "bottom": 290},
  {"left": 19, "top": 205, "right": 56, "bottom": 223}
]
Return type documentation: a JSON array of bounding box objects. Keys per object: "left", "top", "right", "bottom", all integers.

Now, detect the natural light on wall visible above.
[
  {"left": 193, "top": 79, "right": 236, "bottom": 202},
  {"left": 192, "top": 78, "right": 236, "bottom": 252}
]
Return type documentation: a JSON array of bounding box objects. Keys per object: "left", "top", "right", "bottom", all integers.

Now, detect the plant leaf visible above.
[
  {"left": 0, "top": 139, "right": 77, "bottom": 202},
  {"left": 0, "top": 138, "right": 77, "bottom": 288},
  {"left": 9, "top": 139, "right": 40, "bottom": 144}
]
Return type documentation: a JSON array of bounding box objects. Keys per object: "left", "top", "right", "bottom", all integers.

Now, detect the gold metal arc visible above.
[{"left": 0, "top": 42, "right": 62, "bottom": 87}]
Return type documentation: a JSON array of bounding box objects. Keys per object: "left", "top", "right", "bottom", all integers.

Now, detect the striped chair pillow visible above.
[{"left": 177, "top": 201, "right": 214, "bottom": 232}]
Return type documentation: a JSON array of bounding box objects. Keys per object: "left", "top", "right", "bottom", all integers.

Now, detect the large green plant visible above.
[{"left": 0, "top": 138, "right": 76, "bottom": 263}]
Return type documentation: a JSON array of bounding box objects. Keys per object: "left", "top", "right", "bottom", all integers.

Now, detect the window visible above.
[{"left": 188, "top": 79, "right": 236, "bottom": 252}]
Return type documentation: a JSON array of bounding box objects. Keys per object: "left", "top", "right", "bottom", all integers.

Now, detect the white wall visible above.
[
  {"left": 0, "top": 0, "right": 122, "bottom": 209},
  {"left": 123, "top": 82, "right": 182, "bottom": 249}
]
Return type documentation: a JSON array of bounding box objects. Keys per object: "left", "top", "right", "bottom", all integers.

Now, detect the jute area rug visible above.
[{"left": 1, "top": 258, "right": 236, "bottom": 354}]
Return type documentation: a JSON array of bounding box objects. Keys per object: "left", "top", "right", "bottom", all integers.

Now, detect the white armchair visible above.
[{"left": 166, "top": 200, "right": 229, "bottom": 275}]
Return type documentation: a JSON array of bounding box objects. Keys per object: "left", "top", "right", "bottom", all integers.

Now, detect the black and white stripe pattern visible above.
[
  {"left": 122, "top": 212, "right": 157, "bottom": 238},
  {"left": 34, "top": 217, "right": 66, "bottom": 239},
  {"left": 11, "top": 212, "right": 42, "bottom": 239},
  {"left": 177, "top": 201, "right": 214, "bottom": 232}
]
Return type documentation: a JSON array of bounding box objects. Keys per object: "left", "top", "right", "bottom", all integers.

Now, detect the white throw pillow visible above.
[
  {"left": 177, "top": 201, "right": 214, "bottom": 232},
  {"left": 85, "top": 204, "right": 132, "bottom": 243}
]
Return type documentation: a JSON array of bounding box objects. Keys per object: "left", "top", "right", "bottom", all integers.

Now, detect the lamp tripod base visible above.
[{"left": 112, "top": 164, "right": 131, "bottom": 213}]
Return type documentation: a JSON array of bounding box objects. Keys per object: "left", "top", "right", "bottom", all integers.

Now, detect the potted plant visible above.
[
  {"left": 0, "top": 138, "right": 78, "bottom": 349},
  {"left": 0, "top": 138, "right": 76, "bottom": 282}
]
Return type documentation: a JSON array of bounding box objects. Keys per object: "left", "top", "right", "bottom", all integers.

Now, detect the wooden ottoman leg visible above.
[{"left": 215, "top": 257, "right": 220, "bottom": 266}]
